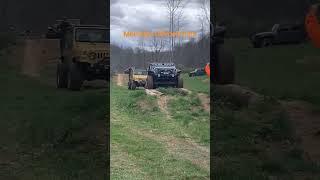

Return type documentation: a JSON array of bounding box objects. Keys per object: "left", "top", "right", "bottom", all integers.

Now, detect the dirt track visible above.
[{"left": 283, "top": 101, "right": 320, "bottom": 162}]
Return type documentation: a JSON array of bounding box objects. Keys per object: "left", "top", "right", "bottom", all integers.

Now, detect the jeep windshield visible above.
[
  {"left": 75, "top": 28, "right": 108, "bottom": 43},
  {"left": 271, "top": 24, "right": 279, "bottom": 33}
]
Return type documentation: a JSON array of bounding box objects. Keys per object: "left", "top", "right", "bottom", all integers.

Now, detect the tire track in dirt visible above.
[
  {"left": 283, "top": 101, "right": 320, "bottom": 162},
  {"left": 132, "top": 128, "right": 210, "bottom": 172},
  {"left": 157, "top": 95, "right": 173, "bottom": 119},
  {"left": 198, "top": 93, "right": 210, "bottom": 113},
  {"left": 111, "top": 110, "right": 209, "bottom": 172}
]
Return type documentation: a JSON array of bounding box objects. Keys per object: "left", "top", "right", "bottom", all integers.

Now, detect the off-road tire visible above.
[
  {"left": 261, "top": 38, "right": 272, "bottom": 47},
  {"left": 145, "top": 75, "right": 154, "bottom": 89},
  {"left": 214, "top": 46, "right": 235, "bottom": 84},
  {"left": 67, "top": 63, "right": 83, "bottom": 91},
  {"left": 56, "top": 63, "right": 68, "bottom": 88},
  {"left": 128, "top": 81, "right": 132, "bottom": 89},
  {"left": 131, "top": 81, "right": 137, "bottom": 90},
  {"left": 177, "top": 77, "right": 183, "bottom": 88}
]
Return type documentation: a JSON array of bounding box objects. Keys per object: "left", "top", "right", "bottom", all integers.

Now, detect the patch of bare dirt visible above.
[
  {"left": 133, "top": 129, "right": 210, "bottom": 171},
  {"left": 157, "top": 96, "right": 173, "bottom": 119},
  {"left": 22, "top": 39, "right": 60, "bottom": 77},
  {"left": 145, "top": 89, "right": 172, "bottom": 119},
  {"left": 198, "top": 93, "right": 210, "bottom": 112},
  {"left": 283, "top": 101, "right": 320, "bottom": 162},
  {"left": 116, "top": 74, "right": 128, "bottom": 87}
]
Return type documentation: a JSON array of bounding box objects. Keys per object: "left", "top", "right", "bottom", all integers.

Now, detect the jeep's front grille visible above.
[{"left": 92, "top": 52, "right": 109, "bottom": 60}]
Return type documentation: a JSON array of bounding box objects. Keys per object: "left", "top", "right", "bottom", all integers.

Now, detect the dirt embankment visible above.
[
  {"left": 115, "top": 74, "right": 128, "bottom": 87},
  {"left": 6, "top": 38, "right": 60, "bottom": 77},
  {"left": 216, "top": 84, "right": 320, "bottom": 164}
]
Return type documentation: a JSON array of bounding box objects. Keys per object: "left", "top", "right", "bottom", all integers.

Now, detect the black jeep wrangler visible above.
[{"left": 145, "top": 63, "right": 183, "bottom": 89}]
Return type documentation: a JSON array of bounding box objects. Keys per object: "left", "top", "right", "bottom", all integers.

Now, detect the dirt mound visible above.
[
  {"left": 116, "top": 74, "right": 128, "bottom": 86},
  {"left": 22, "top": 39, "right": 60, "bottom": 77}
]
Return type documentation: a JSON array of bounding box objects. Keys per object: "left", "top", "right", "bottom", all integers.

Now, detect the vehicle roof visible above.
[
  {"left": 149, "top": 62, "right": 175, "bottom": 66},
  {"left": 135, "top": 68, "right": 147, "bottom": 71}
]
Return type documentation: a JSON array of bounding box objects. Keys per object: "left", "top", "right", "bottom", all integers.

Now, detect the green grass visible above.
[
  {"left": 213, "top": 39, "right": 320, "bottom": 179},
  {"left": 111, "top": 83, "right": 210, "bottom": 179},
  {"left": 182, "top": 73, "right": 210, "bottom": 94},
  {"left": 0, "top": 56, "right": 107, "bottom": 179},
  {"left": 225, "top": 38, "right": 320, "bottom": 105},
  {"left": 212, "top": 94, "right": 320, "bottom": 179}
]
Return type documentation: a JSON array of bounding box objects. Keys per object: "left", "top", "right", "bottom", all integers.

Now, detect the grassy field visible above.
[
  {"left": 0, "top": 51, "right": 107, "bottom": 179},
  {"left": 181, "top": 73, "right": 210, "bottom": 94},
  {"left": 212, "top": 39, "right": 320, "bottom": 179},
  {"left": 111, "top": 75, "right": 210, "bottom": 179},
  {"left": 225, "top": 38, "right": 320, "bottom": 105}
]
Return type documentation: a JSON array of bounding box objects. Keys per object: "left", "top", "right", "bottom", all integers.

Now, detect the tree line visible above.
[{"left": 110, "top": 35, "right": 210, "bottom": 73}]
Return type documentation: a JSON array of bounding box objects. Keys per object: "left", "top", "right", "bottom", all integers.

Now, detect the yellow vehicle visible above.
[
  {"left": 127, "top": 67, "right": 147, "bottom": 90},
  {"left": 56, "top": 24, "right": 109, "bottom": 90}
]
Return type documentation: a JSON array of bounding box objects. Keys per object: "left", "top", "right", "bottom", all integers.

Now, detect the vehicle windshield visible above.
[
  {"left": 75, "top": 28, "right": 108, "bottom": 43},
  {"left": 271, "top": 24, "right": 279, "bottom": 32},
  {"left": 134, "top": 69, "right": 147, "bottom": 75}
]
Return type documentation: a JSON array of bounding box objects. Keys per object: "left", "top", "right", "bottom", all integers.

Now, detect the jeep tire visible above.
[
  {"left": 261, "top": 38, "right": 272, "bottom": 47},
  {"left": 57, "top": 63, "right": 68, "bottom": 88},
  {"left": 177, "top": 77, "right": 183, "bottom": 88},
  {"left": 67, "top": 63, "right": 83, "bottom": 91},
  {"left": 145, "top": 75, "right": 154, "bottom": 89}
]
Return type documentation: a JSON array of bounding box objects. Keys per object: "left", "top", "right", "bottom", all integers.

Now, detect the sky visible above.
[{"left": 111, "top": 0, "right": 210, "bottom": 49}]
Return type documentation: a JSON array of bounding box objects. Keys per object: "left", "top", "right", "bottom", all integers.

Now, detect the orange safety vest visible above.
[
  {"left": 306, "top": 4, "right": 320, "bottom": 48},
  {"left": 205, "top": 63, "right": 210, "bottom": 77}
]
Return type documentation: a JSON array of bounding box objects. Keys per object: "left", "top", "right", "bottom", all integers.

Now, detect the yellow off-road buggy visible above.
[{"left": 127, "top": 67, "right": 147, "bottom": 90}]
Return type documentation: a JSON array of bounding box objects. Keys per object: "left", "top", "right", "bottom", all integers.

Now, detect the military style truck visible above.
[
  {"left": 251, "top": 23, "right": 307, "bottom": 48},
  {"left": 145, "top": 63, "right": 183, "bottom": 89},
  {"left": 47, "top": 19, "right": 109, "bottom": 90}
]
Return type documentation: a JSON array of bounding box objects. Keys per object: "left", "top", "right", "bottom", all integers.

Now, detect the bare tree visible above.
[
  {"left": 150, "top": 35, "right": 165, "bottom": 62},
  {"left": 199, "top": 0, "right": 210, "bottom": 34},
  {"left": 138, "top": 36, "right": 147, "bottom": 68},
  {"left": 166, "top": 0, "right": 187, "bottom": 62}
]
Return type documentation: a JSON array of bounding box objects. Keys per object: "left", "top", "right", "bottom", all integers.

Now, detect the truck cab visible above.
[{"left": 56, "top": 24, "right": 109, "bottom": 90}]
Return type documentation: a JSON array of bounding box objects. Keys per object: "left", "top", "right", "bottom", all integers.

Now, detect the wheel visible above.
[
  {"left": 56, "top": 63, "right": 68, "bottom": 88},
  {"left": 261, "top": 38, "right": 272, "bottom": 47},
  {"left": 131, "top": 82, "right": 137, "bottom": 90},
  {"left": 177, "top": 77, "right": 183, "bottom": 88},
  {"left": 128, "top": 81, "right": 132, "bottom": 89},
  {"left": 67, "top": 63, "right": 83, "bottom": 91},
  {"left": 145, "top": 75, "right": 154, "bottom": 89},
  {"left": 214, "top": 45, "right": 235, "bottom": 84}
]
